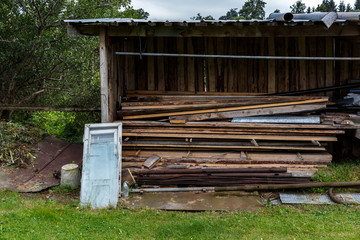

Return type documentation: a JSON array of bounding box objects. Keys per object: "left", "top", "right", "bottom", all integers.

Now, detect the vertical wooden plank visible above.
[
  {"left": 147, "top": 37, "right": 155, "bottom": 90},
  {"left": 177, "top": 38, "right": 185, "bottom": 91},
  {"left": 223, "top": 38, "right": 229, "bottom": 92},
  {"left": 125, "top": 38, "right": 135, "bottom": 91},
  {"left": 217, "top": 38, "right": 224, "bottom": 92},
  {"left": 284, "top": 38, "right": 289, "bottom": 92},
  {"left": 352, "top": 37, "right": 360, "bottom": 78},
  {"left": 136, "top": 37, "right": 147, "bottom": 90},
  {"left": 237, "top": 38, "right": 247, "bottom": 92},
  {"left": 258, "top": 38, "right": 267, "bottom": 93},
  {"left": 325, "top": 37, "right": 334, "bottom": 89},
  {"left": 317, "top": 37, "right": 326, "bottom": 92},
  {"left": 248, "top": 38, "right": 256, "bottom": 93},
  {"left": 308, "top": 37, "right": 317, "bottom": 89},
  {"left": 207, "top": 38, "right": 216, "bottom": 92},
  {"left": 298, "top": 37, "right": 307, "bottom": 90},
  {"left": 167, "top": 38, "right": 177, "bottom": 91},
  {"left": 325, "top": 37, "right": 335, "bottom": 97},
  {"left": 157, "top": 37, "right": 165, "bottom": 91},
  {"left": 228, "top": 37, "right": 235, "bottom": 92},
  {"left": 267, "top": 37, "right": 276, "bottom": 93},
  {"left": 99, "top": 27, "right": 109, "bottom": 123},
  {"left": 196, "top": 37, "right": 205, "bottom": 92},
  {"left": 187, "top": 38, "right": 195, "bottom": 92}
]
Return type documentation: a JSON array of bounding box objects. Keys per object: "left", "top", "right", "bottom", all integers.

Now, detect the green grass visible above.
[{"left": 0, "top": 190, "right": 360, "bottom": 239}]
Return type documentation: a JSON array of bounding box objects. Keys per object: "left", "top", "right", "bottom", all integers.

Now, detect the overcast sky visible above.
[{"left": 131, "top": 0, "right": 355, "bottom": 20}]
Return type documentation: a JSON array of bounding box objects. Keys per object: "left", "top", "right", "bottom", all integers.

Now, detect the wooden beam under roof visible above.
[{"left": 68, "top": 22, "right": 360, "bottom": 38}]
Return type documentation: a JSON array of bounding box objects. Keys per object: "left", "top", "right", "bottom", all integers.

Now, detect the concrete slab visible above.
[{"left": 120, "top": 191, "right": 262, "bottom": 211}]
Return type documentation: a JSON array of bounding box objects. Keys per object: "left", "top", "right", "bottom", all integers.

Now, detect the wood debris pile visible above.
[{"left": 118, "top": 94, "right": 356, "bottom": 186}]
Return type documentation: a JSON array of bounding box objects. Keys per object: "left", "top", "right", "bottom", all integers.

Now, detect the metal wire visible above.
[{"left": 115, "top": 52, "right": 360, "bottom": 61}]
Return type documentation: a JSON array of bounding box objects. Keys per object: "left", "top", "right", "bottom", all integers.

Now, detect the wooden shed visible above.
[
  {"left": 65, "top": 13, "right": 360, "bottom": 185},
  {"left": 65, "top": 13, "right": 360, "bottom": 122}
]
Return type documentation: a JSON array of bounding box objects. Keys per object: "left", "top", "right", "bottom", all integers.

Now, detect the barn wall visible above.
[{"left": 110, "top": 36, "right": 360, "bottom": 102}]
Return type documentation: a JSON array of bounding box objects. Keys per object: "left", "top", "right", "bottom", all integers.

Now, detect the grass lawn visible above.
[{"left": 0, "top": 190, "right": 360, "bottom": 240}]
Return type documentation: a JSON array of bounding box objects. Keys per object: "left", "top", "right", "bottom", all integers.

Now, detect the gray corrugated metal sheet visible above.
[{"left": 63, "top": 12, "right": 357, "bottom": 25}]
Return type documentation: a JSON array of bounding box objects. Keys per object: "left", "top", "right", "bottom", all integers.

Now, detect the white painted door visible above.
[{"left": 80, "top": 123, "right": 122, "bottom": 208}]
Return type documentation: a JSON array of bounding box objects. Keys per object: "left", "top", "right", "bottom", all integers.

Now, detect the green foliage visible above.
[
  {"left": 219, "top": 8, "right": 239, "bottom": 20},
  {"left": 316, "top": 0, "right": 337, "bottom": 12},
  {"left": 27, "top": 111, "right": 100, "bottom": 143},
  {"left": 339, "top": 1, "right": 346, "bottom": 11},
  {"left": 239, "top": 0, "right": 266, "bottom": 20},
  {"left": 1, "top": 190, "right": 360, "bottom": 239},
  {"left": 290, "top": 0, "right": 307, "bottom": 13},
  {"left": 190, "top": 13, "right": 215, "bottom": 20},
  {"left": 50, "top": 185, "right": 76, "bottom": 194},
  {"left": 0, "top": 1, "right": 149, "bottom": 120},
  {"left": 0, "top": 121, "right": 44, "bottom": 166},
  {"left": 355, "top": 0, "right": 360, "bottom": 10}
]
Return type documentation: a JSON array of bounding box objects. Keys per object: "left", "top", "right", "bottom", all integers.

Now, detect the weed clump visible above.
[{"left": 0, "top": 121, "right": 45, "bottom": 167}]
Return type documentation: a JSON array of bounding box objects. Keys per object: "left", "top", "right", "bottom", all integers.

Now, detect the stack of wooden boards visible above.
[{"left": 118, "top": 94, "right": 351, "bottom": 186}]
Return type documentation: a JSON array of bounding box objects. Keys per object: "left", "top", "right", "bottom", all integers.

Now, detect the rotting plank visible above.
[
  {"left": 123, "top": 98, "right": 328, "bottom": 120},
  {"left": 142, "top": 154, "right": 161, "bottom": 169},
  {"left": 169, "top": 103, "right": 326, "bottom": 121}
]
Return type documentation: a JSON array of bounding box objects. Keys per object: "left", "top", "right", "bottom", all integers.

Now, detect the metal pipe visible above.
[
  {"left": 130, "top": 187, "right": 215, "bottom": 193},
  {"left": 115, "top": 52, "right": 360, "bottom": 61},
  {"left": 268, "top": 12, "right": 294, "bottom": 21},
  {"left": 129, "top": 181, "right": 360, "bottom": 193},
  {"left": 214, "top": 181, "right": 360, "bottom": 192},
  {"left": 266, "top": 81, "right": 360, "bottom": 96}
]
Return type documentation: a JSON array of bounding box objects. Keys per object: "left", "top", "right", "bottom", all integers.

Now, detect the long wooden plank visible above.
[
  {"left": 123, "top": 143, "right": 326, "bottom": 151},
  {"left": 169, "top": 103, "right": 326, "bottom": 121},
  {"left": 123, "top": 99, "right": 328, "bottom": 120},
  {"left": 123, "top": 127, "right": 344, "bottom": 135},
  {"left": 120, "top": 120, "right": 341, "bottom": 129},
  {"left": 123, "top": 149, "right": 332, "bottom": 159},
  {"left": 122, "top": 132, "right": 337, "bottom": 141}
]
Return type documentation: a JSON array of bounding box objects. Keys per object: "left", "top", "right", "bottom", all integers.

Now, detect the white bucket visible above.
[{"left": 60, "top": 164, "right": 81, "bottom": 189}]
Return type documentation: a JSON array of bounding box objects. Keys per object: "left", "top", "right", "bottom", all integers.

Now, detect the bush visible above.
[{"left": 0, "top": 121, "right": 44, "bottom": 167}]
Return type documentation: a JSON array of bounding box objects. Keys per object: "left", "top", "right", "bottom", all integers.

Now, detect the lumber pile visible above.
[
  {"left": 133, "top": 167, "right": 311, "bottom": 186},
  {"left": 118, "top": 94, "right": 352, "bottom": 187}
]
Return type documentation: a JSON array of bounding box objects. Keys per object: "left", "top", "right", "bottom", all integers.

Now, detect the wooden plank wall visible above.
[{"left": 111, "top": 36, "right": 360, "bottom": 100}]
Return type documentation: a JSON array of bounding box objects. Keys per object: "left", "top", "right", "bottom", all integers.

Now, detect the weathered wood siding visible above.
[{"left": 110, "top": 36, "right": 360, "bottom": 100}]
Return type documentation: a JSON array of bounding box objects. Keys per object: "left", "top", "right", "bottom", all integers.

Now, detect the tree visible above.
[
  {"left": 338, "top": 1, "right": 345, "bottom": 11},
  {"left": 346, "top": 3, "right": 353, "bottom": 11},
  {"left": 306, "top": 6, "right": 312, "bottom": 13},
  {"left": 290, "top": 1, "right": 306, "bottom": 13},
  {"left": 273, "top": 9, "right": 280, "bottom": 13},
  {"left": 355, "top": 0, "right": 360, "bottom": 10},
  {"left": 191, "top": 13, "right": 214, "bottom": 20},
  {"left": 219, "top": 8, "right": 239, "bottom": 20},
  {"left": 316, "top": 0, "right": 337, "bottom": 12},
  {"left": 239, "top": 0, "right": 266, "bottom": 20},
  {"left": 0, "top": 0, "right": 149, "bottom": 120}
]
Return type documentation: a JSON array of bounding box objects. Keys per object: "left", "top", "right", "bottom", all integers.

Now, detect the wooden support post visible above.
[{"left": 100, "top": 27, "right": 109, "bottom": 122}]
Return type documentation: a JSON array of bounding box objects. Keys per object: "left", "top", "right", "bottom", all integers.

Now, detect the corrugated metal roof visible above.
[{"left": 63, "top": 12, "right": 357, "bottom": 25}]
